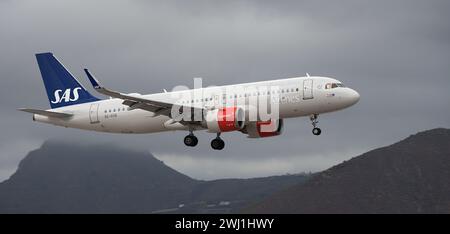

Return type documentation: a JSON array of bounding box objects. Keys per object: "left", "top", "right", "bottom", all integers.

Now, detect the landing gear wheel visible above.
[
  {"left": 211, "top": 138, "right": 225, "bottom": 150},
  {"left": 312, "top": 127, "right": 322, "bottom": 136},
  {"left": 310, "top": 114, "right": 321, "bottom": 136},
  {"left": 184, "top": 135, "right": 198, "bottom": 147}
]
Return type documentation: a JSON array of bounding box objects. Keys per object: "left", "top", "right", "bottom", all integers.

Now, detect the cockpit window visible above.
[{"left": 325, "top": 83, "right": 344, "bottom": 89}]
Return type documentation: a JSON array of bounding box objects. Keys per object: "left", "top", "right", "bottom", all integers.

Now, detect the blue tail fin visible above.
[{"left": 36, "top": 52, "right": 99, "bottom": 109}]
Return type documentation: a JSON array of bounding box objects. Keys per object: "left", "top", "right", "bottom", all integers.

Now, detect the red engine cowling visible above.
[
  {"left": 241, "top": 119, "right": 284, "bottom": 138},
  {"left": 205, "top": 107, "right": 245, "bottom": 133}
]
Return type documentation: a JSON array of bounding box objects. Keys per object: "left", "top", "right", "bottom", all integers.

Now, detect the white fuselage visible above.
[{"left": 33, "top": 76, "right": 360, "bottom": 134}]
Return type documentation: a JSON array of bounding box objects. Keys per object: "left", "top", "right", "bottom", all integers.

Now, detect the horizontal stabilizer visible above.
[{"left": 18, "top": 108, "right": 73, "bottom": 118}]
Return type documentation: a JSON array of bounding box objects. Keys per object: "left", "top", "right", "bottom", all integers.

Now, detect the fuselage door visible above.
[
  {"left": 89, "top": 103, "right": 100, "bottom": 124},
  {"left": 303, "top": 79, "right": 313, "bottom": 100},
  {"left": 222, "top": 93, "right": 227, "bottom": 106},
  {"left": 213, "top": 94, "right": 220, "bottom": 106}
]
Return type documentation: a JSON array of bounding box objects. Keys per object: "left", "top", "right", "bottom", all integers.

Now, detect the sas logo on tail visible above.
[{"left": 51, "top": 87, "right": 82, "bottom": 104}]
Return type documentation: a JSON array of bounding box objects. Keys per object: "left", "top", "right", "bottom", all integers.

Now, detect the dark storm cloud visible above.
[{"left": 1, "top": 0, "right": 449, "bottom": 180}]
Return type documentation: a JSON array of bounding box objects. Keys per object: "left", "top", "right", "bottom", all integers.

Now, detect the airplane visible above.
[{"left": 19, "top": 52, "right": 360, "bottom": 150}]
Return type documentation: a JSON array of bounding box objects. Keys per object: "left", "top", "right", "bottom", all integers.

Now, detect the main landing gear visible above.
[
  {"left": 184, "top": 132, "right": 198, "bottom": 147},
  {"left": 211, "top": 133, "right": 225, "bottom": 150},
  {"left": 310, "top": 114, "right": 322, "bottom": 136},
  {"left": 183, "top": 131, "right": 225, "bottom": 150}
]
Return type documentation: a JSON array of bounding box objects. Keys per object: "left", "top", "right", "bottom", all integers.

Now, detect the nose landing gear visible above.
[
  {"left": 312, "top": 127, "right": 321, "bottom": 136},
  {"left": 310, "top": 114, "right": 321, "bottom": 136}
]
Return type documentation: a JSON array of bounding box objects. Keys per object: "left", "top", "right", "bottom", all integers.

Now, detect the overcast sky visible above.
[{"left": 0, "top": 0, "right": 449, "bottom": 181}]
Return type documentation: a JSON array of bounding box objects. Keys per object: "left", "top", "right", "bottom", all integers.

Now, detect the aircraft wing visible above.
[
  {"left": 84, "top": 69, "right": 203, "bottom": 118},
  {"left": 18, "top": 108, "right": 73, "bottom": 118}
]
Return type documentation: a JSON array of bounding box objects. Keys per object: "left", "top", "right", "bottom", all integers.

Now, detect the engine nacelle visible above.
[
  {"left": 241, "top": 119, "right": 284, "bottom": 138},
  {"left": 204, "top": 107, "right": 245, "bottom": 133}
]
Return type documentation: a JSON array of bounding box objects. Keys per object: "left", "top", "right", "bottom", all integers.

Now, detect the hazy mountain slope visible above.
[
  {"left": 0, "top": 141, "right": 308, "bottom": 213},
  {"left": 245, "top": 128, "right": 450, "bottom": 213},
  {"left": 192, "top": 175, "right": 309, "bottom": 203},
  {"left": 0, "top": 141, "right": 198, "bottom": 213}
]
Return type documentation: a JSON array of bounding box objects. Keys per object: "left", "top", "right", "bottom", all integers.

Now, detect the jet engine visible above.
[
  {"left": 204, "top": 107, "right": 245, "bottom": 133},
  {"left": 240, "top": 119, "right": 284, "bottom": 138}
]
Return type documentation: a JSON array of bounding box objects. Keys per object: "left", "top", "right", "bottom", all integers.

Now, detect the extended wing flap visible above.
[{"left": 18, "top": 108, "right": 73, "bottom": 118}]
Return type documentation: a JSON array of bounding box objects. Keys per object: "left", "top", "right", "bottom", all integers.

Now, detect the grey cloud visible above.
[{"left": 0, "top": 0, "right": 449, "bottom": 180}]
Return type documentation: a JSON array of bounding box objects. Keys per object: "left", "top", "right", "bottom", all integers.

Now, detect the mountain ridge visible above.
[
  {"left": 244, "top": 128, "right": 450, "bottom": 213},
  {"left": 0, "top": 140, "right": 308, "bottom": 213},
  {"left": 2, "top": 128, "right": 448, "bottom": 213}
]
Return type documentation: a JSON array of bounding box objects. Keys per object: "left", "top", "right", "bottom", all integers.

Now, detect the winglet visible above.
[
  {"left": 84, "top": 69, "right": 101, "bottom": 89},
  {"left": 83, "top": 68, "right": 123, "bottom": 98}
]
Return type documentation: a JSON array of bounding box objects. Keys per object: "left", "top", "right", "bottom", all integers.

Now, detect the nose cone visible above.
[{"left": 347, "top": 89, "right": 360, "bottom": 106}]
